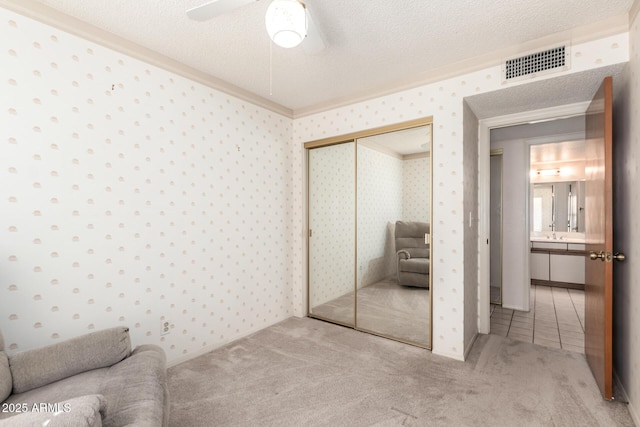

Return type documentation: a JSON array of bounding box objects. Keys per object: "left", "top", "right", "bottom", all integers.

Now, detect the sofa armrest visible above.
[
  {"left": 403, "top": 248, "right": 429, "bottom": 259},
  {"left": 397, "top": 250, "right": 411, "bottom": 260},
  {"left": 9, "top": 327, "right": 131, "bottom": 394},
  {"left": 99, "top": 344, "right": 168, "bottom": 427}
]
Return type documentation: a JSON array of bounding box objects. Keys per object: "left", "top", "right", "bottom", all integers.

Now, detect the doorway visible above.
[{"left": 477, "top": 103, "right": 590, "bottom": 334}]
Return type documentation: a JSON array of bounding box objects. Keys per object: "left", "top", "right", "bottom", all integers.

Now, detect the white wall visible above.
[
  {"left": 293, "top": 34, "right": 628, "bottom": 359},
  {"left": 463, "top": 101, "right": 479, "bottom": 354},
  {"left": 0, "top": 9, "right": 293, "bottom": 364},
  {"left": 489, "top": 135, "right": 530, "bottom": 310},
  {"left": 612, "top": 7, "right": 640, "bottom": 425}
]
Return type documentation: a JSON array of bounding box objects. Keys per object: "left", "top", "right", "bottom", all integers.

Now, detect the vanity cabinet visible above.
[
  {"left": 530, "top": 241, "right": 586, "bottom": 289},
  {"left": 550, "top": 254, "right": 584, "bottom": 284},
  {"left": 530, "top": 252, "right": 550, "bottom": 280}
]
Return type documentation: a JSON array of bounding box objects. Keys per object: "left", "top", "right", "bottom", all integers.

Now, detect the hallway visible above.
[{"left": 490, "top": 285, "right": 585, "bottom": 353}]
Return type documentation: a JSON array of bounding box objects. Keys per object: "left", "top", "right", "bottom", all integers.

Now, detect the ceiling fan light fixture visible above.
[{"left": 265, "top": 0, "right": 307, "bottom": 48}]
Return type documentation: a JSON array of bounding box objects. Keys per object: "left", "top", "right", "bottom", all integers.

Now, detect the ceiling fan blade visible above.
[
  {"left": 303, "top": 6, "right": 325, "bottom": 54},
  {"left": 187, "top": 0, "right": 257, "bottom": 21}
]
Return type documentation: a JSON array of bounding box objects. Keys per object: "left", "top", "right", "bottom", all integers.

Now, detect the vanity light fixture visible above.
[
  {"left": 265, "top": 0, "right": 307, "bottom": 48},
  {"left": 537, "top": 168, "right": 561, "bottom": 177}
]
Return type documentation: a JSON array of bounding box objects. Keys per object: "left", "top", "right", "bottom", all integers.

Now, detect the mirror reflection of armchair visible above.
[{"left": 395, "top": 221, "right": 430, "bottom": 288}]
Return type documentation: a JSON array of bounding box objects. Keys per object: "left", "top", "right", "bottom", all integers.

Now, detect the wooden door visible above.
[{"left": 584, "top": 76, "right": 615, "bottom": 400}]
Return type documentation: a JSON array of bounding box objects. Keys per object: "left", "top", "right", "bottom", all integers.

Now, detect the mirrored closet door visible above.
[
  {"left": 308, "top": 141, "right": 356, "bottom": 326},
  {"left": 306, "top": 119, "right": 433, "bottom": 349}
]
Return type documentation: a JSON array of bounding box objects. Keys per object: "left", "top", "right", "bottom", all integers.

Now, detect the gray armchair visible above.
[
  {"left": 395, "top": 221, "right": 430, "bottom": 288},
  {"left": 0, "top": 327, "right": 168, "bottom": 426}
]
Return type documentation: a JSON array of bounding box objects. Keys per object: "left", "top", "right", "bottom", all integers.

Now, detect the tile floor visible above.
[{"left": 490, "top": 285, "right": 585, "bottom": 353}]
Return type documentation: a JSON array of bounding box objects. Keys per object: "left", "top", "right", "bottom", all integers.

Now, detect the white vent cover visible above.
[{"left": 502, "top": 44, "right": 570, "bottom": 83}]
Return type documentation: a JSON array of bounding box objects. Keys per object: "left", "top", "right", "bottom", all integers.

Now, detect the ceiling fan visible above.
[{"left": 186, "top": 0, "right": 325, "bottom": 54}]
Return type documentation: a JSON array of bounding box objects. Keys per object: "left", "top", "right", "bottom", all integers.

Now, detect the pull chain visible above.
[{"left": 269, "top": 39, "right": 273, "bottom": 96}]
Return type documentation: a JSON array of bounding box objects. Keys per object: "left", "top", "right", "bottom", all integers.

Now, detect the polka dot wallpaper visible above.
[
  {"left": 293, "top": 34, "right": 629, "bottom": 359},
  {"left": 0, "top": 9, "right": 293, "bottom": 363},
  {"left": 403, "top": 156, "right": 430, "bottom": 223}
]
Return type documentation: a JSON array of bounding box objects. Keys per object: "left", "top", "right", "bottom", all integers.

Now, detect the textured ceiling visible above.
[{"left": 20, "top": 0, "right": 636, "bottom": 113}]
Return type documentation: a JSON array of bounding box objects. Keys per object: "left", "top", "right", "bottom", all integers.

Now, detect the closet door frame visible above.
[{"left": 304, "top": 117, "right": 434, "bottom": 349}]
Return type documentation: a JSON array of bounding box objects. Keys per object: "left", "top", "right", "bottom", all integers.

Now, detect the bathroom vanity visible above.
[
  {"left": 530, "top": 237, "right": 587, "bottom": 289},
  {"left": 530, "top": 176, "right": 587, "bottom": 290}
]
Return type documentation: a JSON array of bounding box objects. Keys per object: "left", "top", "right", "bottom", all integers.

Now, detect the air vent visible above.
[{"left": 502, "top": 45, "right": 570, "bottom": 82}]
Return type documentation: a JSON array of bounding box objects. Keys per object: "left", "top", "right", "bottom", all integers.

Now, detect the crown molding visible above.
[
  {"left": 403, "top": 152, "right": 429, "bottom": 160},
  {"left": 358, "top": 140, "right": 403, "bottom": 160},
  {"left": 0, "top": 0, "right": 294, "bottom": 118},
  {"left": 292, "top": 14, "right": 630, "bottom": 118}
]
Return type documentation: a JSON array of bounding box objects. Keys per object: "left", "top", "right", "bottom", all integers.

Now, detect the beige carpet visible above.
[
  {"left": 310, "top": 278, "right": 430, "bottom": 346},
  {"left": 167, "top": 317, "right": 633, "bottom": 427}
]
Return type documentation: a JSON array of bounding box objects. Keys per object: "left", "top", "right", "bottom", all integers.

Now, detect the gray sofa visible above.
[
  {"left": 0, "top": 327, "right": 168, "bottom": 426},
  {"left": 395, "top": 221, "right": 430, "bottom": 288}
]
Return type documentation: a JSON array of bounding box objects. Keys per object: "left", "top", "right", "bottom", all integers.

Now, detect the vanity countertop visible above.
[
  {"left": 530, "top": 240, "right": 587, "bottom": 254},
  {"left": 530, "top": 237, "right": 585, "bottom": 244}
]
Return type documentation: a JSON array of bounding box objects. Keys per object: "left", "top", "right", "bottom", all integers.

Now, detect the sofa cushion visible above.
[
  {"left": 0, "top": 394, "right": 106, "bottom": 427},
  {"left": 10, "top": 327, "right": 131, "bottom": 394},
  {"left": 0, "top": 368, "right": 109, "bottom": 421}
]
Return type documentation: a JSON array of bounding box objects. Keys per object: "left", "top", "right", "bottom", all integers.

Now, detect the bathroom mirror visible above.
[
  {"left": 531, "top": 181, "right": 585, "bottom": 233},
  {"left": 530, "top": 140, "right": 586, "bottom": 235}
]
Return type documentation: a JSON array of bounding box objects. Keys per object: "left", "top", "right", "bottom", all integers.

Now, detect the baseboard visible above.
[
  {"left": 432, "top": 347, "right": 466, "bottom": 362},
  {"left": 501, "top": 303, "right": 527, "bottom": 312},
  {"left": 614, "top": 370, "right": 639, "bottom": 426},
  {"left": 530, "top": 279, "right": 585, "bottom": 291},
  {"left": 166, "top": 315, "right": 295, "bottom": 368},
  {"left": 463, "top": 332, "right": 479, "bottom": 361}
]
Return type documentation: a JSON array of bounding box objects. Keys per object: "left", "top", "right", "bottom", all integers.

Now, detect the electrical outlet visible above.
[{"left": 161, "top": 320, "right": 171, "bottom": 336}]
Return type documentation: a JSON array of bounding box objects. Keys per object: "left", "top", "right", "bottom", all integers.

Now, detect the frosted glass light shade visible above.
[{"left": 265, "top": 0, "right": 307, "bottom": 48}]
